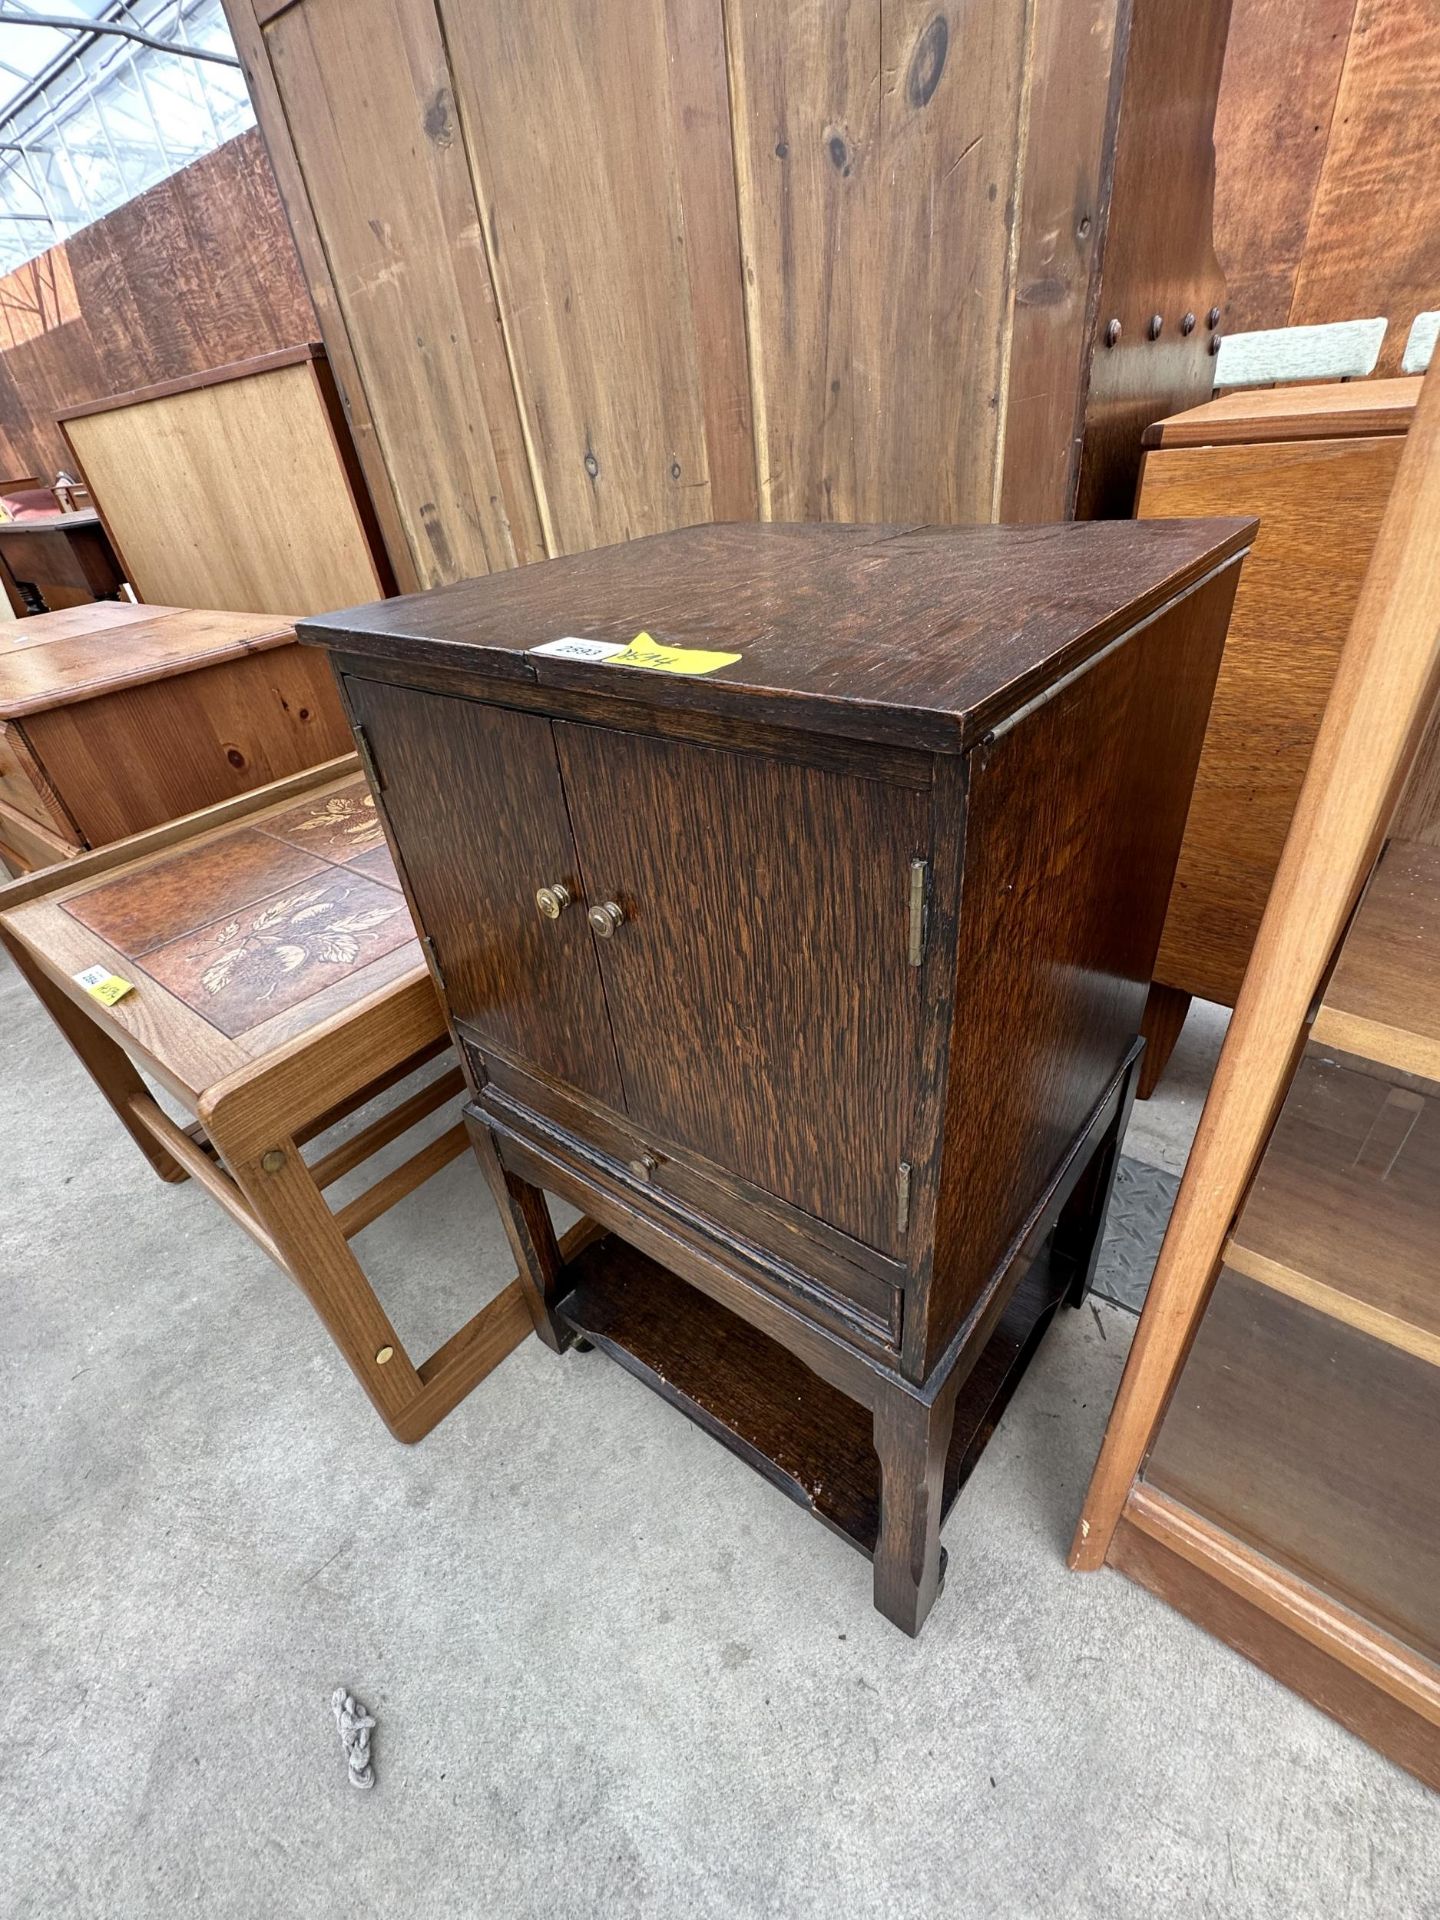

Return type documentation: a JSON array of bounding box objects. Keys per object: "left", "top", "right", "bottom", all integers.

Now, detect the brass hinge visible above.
[
  {"left": 907, "top": 858, "right": 929, "bottom": 967},
  {"left": 896, "top": 1161, "right": 912, "bottom": 1235},
  {"left": 353, "top": 722, "right": 384, "bottom": 793},
  {"left": 422, "top": 933, "right": 447, "bottom": 996}
]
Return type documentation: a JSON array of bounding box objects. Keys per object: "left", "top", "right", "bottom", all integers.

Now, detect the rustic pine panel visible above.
[
  {"left": 260, "top": 0, "right": 544, "bottom": 585},
  {"left": 1209, "top": 0, "right": 1357, "bottom": 341},
  {"left": 1287, "top": 0, "right": 1440, "bottom": 376},
  {"left": 726, "top": 0, "right": 1029, "bottom": 524},
  {"left": 0, "top": 131, "right": 315, "bottom": 486},
  {"left": 997, "top": 0, "right": 1122, "bottom": 521},
  {"left": 439, "top": 0, "right": 755, "bottom": 554}
]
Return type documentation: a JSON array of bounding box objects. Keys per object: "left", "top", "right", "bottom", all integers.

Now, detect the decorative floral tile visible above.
[
  {"left": 140, "top": 869, "right": 414, "bottom": 1037},
  {"left": 258, "top": 784, "right": 387, "bottom": 864}
]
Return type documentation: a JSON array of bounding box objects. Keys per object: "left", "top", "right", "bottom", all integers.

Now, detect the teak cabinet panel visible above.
[
  {"left": 344, "top": 677, "right": 624, "bottom": 1108},
  {"left": 554, "top": 722, "right": 928, "bottom": 1256}
]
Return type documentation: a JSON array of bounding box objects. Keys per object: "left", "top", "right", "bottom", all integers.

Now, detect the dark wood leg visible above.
[
  {"left": 464, "top": 1111, "right": 576, "bottom": 1353},
  {"left": 1137, "top": 982, "right": 1192, "bottom": 1099},
  {"left": 872, "top": 1385, "right": 957, "bottom": 1636},
  {"left": 1057, "top": 1042, "right": 1140, "bottom": 1308}
]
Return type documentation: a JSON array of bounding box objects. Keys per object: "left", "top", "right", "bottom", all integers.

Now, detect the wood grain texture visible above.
[
  {"left": 442, "top": 0, "right": 755, "bottom": 551},
  {"left": 1209, "top": 0, "right": 1357, "bottom": 340},
  {"left": 1145, "top": 375, "right": 1421, "bottom": 449},
  {"left": 61, "top": 358, "right": 384, "bottom": 616},
  {"left": 1141, "top": 434, "right": 1404, "bottom": 1006},
  {"left": 1073, "top": 0, "right": 1231, "bottom": 520},
  {"left": 1111, "top": 1498, "right": 1440, "bottom": 1793},
  {"left": 555, "top": 720, "right": 927, "bottom": 1255},
  {"left": 302, "top": 518, "right": 1254, "bottom": 755},
  {"left": 1289, "top": 0, "right": 1440, "bottom": 378},
  {"left": 259, "top": 0, "right": 544, "bottom": 584},
  {"left": 0, "top": 606, "right": 294, "bottom": 718},
  {"left": 221, "top": 0, "right": 418, "bottom": 593},
  {"left": 924, "top": 570, "right": 1233, "bottom": 1368},
  {"left": 1229, "top": 1046, "right": 1440, "bottom": 1363},
  {"left": 1313, "top": 838, "right": 1440, "bottom": 1081},
  {"left": 1145, "top": 1268, "right": 1440, "bottom": 1663},
  {"left": 21, "top": 646, "right": 349, "bottom": 849},
  {"left": 1212, "top": 0, "right": 1440, "bottom": 379},
  {"left": 342, "top": 675, "right": 627, "bottom": 1109},
  {"left": 726, "top": 0, "right": 1028, "bottom": 525},
  {"left": 0, "top": 131, "right": 316, "bottom": 487},
  {"left": 1072, "top": 364, "right": 1440, "bottom": 1574},
  {"left": 997, "top": 0, "right": 1121, "bottom": 522}
]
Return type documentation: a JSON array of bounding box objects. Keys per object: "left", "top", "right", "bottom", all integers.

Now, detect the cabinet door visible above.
[
  {"left": 347, "top": 678, "right": 625, "bottom": 1107},
  {"left": 555, "top": 724, "right": 928, "bottom": 1254}
]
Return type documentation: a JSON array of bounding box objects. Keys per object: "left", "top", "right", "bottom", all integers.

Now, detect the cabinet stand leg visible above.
[
  {"left": 1137, "top": 982, "right": 1192, "bottom": 1099},
  {"left": 872, "top": 1386, "right": 957, "bottom": 1636},
  {"left": 464, "top": 1112, "right": 575, "bottom": 1353}
]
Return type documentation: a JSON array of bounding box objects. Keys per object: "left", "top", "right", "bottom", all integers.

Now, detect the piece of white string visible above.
[{"left": 332, "top": 1686, "right": 376, "bottom": 1790}]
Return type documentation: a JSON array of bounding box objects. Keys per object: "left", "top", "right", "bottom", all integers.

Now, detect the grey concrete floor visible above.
[{"left": 2, "top": 951, "right": 1435, "bottom": 1919}]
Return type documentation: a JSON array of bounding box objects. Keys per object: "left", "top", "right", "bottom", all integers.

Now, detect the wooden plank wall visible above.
[
  {"left": 230, "top": 0, "right": 1230, "bottom": 590},
  {"left": 0, "top": 129, "right": 315, "bottom": 486},
  {"left": 1214, "top": 0, "right": 1440, "bottom": 372}
]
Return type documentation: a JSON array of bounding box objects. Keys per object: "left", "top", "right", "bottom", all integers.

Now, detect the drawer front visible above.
[
  {"left": 345, "top": 675, "right": 625, "bottom": 1108},
  {"left": 0, "top": 721, "right": 75, "bottom": 838},
  {"left": 466, "top": 1039, "right": 903, "bottom": 1351}
]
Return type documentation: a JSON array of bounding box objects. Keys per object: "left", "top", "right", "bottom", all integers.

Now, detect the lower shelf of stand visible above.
[{"left": 555, "top": 1231, "right": 1068, "bottom": 1559}]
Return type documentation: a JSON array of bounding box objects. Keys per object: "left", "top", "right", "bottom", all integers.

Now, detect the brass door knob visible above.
[
  {"left": 589, "top": 901, "right": 625, "bottom": 939},
  {"left": 535, "top": 883, "right": 572, "bottom": 920}
]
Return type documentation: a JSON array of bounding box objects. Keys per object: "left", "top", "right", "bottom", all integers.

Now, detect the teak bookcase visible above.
[{"left": 1073, "top": 366, "right": 1440, "bottom": 1789}]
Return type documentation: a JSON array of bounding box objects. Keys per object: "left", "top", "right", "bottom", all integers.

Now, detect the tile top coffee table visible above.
[{"left": 0, "top": 758, "right": 581, "bottom": 1439}]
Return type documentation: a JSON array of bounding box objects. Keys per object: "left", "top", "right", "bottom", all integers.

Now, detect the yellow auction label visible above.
[
  {"left": 73, "top": 964, "right": 134, "bottom": 1006},
  {"left": 603, "top": 631, "right": 741, "bottom": 677}
]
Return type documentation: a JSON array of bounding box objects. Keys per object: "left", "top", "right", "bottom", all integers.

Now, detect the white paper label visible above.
[{"left": 531, "top": 637, "right": 628, "bottom": 663}]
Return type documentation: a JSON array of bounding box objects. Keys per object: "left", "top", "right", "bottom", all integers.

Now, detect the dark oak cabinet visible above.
[{"left": 303, "top": 520, "right": 1251, "bottom": 1633}]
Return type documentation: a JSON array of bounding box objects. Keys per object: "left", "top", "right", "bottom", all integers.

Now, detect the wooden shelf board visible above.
[
  {"left": 1231, "top": 1050, "right": 1440, "bottom": 1361},
  {"left": 1316, "top": 838, "right": 1440, "bottom": 1081},
  {"left": 1223, "top": 1238, "right": 1440, "bottom": 1370},
  {"left": 1145, "top": 1268, "right": 1440, "bottom": 1665},
  {"left": 556, "top": 1233, "right": 1069, "bottom": 1560}
]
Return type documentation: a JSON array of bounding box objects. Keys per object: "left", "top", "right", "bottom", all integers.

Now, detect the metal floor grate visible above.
[{"left": 1091, "top": 1156, "right": 1180, "bottom": 1314}]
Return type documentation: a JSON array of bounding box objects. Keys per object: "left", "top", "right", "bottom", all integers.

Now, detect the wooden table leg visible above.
[
  {"left": 3, "top": 933, "right": 186, "bottom": 1184},
  {"left": 214, "top": 1120, "right": 427, "bottom": 1435},
  {"left": 872, "top": 1384, "right": 957, "bottom": 1637}
]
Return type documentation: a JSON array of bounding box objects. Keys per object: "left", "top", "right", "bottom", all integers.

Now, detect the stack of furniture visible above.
[
  {"left": 0, "top": 601, "right": 350, "bottom": 871},
  {"left": 1073, "top": 369, "right": 1440, "bottom": 1789},
  {"left": 1134, "top": 375, "right": 1432, "bottom": 1092},
  {"left": 301, "top": 515, "right": 1252, "bottom": 1632}
]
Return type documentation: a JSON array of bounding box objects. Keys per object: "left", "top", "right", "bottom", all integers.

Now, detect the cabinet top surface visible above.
[
  {"left": 300, "top": 520, "right": 1253, "bottom": 751},
  {"left": 0, "top": 604, "right": 298, "bottom": 719},
  {"left": 1146, "top": 377, "right": 1421, "bottom": 450}
]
